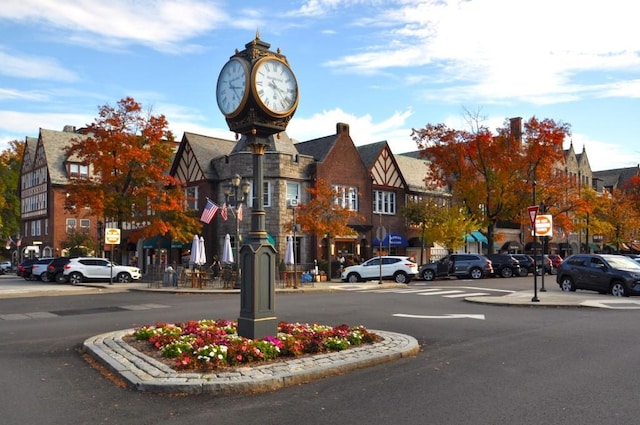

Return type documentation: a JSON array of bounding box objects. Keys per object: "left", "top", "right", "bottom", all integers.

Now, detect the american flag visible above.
[
  {"left": 200, "top": 199, "right": 219, "bottom": 224},
  {"left": 221, "top": 202, "right": 228, "bottom": 221},
  {"left": 237, "top": 203, "right": 243, "bottom": 222}
]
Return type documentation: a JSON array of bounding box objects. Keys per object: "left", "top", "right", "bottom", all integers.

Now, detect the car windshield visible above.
[{"left": 605, "top": 255, "right": 640, "bottom": 270}]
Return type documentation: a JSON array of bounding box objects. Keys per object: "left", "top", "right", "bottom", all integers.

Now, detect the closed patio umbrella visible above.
[
  {"left": 190, "top": 234, "right": 200, "bottom": 266},
  {"left": 221, "top": 234, "right": 234, "bottom": 264},
  {"left": 197, "top": 236, "right": 207, "bottom": 266}
]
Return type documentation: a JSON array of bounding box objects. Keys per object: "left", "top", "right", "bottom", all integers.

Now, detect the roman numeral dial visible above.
[{"left": 252, "top": 57, "right": 298, "bottom": 117}]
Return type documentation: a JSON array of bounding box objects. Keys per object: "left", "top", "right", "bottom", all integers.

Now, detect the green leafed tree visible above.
[{"left": 0, "top": 140, "right": 24, "bottom": 247}]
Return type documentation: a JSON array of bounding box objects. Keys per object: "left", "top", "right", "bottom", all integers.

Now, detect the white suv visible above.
[
  {"left": 341, "top": 256, "right": 418, "bottom": 284},
  {"left": 30, "top": 257, "right": 55, "bottom": 281},
  {"left": 63, "top": 257, "right": 141, "bottom": 284}
]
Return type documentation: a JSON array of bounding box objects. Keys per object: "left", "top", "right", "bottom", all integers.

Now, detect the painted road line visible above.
[
  {"left": 443, "top": 292, "right": 490, "bottom": 298},
  {"left": 393, "top": 313, "right": 485, "bottom": 320}
]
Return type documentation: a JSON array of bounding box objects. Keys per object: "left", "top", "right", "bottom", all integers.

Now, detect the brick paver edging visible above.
[{"left": 83, "top": 329, "right": 420, "bottom": 395}]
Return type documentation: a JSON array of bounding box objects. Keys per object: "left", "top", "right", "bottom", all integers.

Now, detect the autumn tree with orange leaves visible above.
[
  {"left": 64, "top": 97, "right": 200, "bottom": 258},
  {"left": 412, "top": 116, "right": 571, "bottom": 253},
  {"left": 296, "top": 179, "right": 363, "bottom": 279}
]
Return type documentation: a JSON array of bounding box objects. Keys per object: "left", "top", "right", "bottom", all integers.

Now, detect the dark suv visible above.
[
  {"left": 511, "top": 254, "right": 535, "bottom": 276},
  {"left": 556, "top": 254, "right": 640, "bottom": 296},
  {"left": 485, "top": 254, "right": 521, "bottom": 278},
  {"left": 420, "top": 254, "right": 493, "bottom": 281},
  {"left": 46, "top": 257, "right": 73, "bottom": 283},
  {"left": 534, "top": 255, "right": 554, "bottom": 275}
]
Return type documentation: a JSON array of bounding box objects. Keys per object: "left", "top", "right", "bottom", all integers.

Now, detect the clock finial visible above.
[{"left": 256, "top": 29, "right": 260, "bottom": 40}]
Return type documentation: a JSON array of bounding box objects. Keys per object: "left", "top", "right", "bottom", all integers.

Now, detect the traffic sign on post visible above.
[
  {"left": 527, "top": 206, "right": 539, "bottom": 229},
  {"left": 104, "top": 228, "right": 121, "bottom": 245},
  {"left": 534, "top": 215, "right": 553, "bottom": 237}
]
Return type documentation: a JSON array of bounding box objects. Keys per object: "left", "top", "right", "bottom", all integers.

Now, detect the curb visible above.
[{"left": 83, "top": 329, "right": 420, "bottom": 395}]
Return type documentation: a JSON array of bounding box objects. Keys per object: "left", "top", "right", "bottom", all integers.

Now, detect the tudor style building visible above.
[{"left": 18, "top": 126, "right": 98, "bottom": 259}]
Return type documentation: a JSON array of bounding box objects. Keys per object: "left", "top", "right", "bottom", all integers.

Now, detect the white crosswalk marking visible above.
[
  {"left": 347, "top": 285, "right": 507, "bottom": 299},
  {"left": 418, "top": 290, "right": 464, "bottom": 296},
  {"left": 443, "top": 292, "right": 489, "bottom": 298}
]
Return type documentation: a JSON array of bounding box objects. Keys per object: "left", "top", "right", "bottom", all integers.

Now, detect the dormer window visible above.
[{"left": 68, "top": 163, "right": 89, "bottom": 179}]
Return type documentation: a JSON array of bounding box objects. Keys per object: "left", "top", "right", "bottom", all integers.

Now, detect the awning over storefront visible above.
[
  {"left": 143, "top": 236, "right": 189, "bottom": 249},
  {"left": 586, "top": 243, "right": 600, "bottom": 252},
  {"left": 465, "top": 231, "right": 488, "bottom": 244},
  {"left": 500, "top": 240, "right": 523, "bottom": 252},
  {"left": 372, "top": 233, "right": 409, "bottom": 247},
  {"left": 631, "top": 242, "right": 640, "bottom": 253}
]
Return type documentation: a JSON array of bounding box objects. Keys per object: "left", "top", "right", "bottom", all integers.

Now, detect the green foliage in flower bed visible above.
[{"left": 133, "top": 319, "right": 381, "bottom": 370}]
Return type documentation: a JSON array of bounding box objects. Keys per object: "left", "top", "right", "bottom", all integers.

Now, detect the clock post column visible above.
[
  {"left": 215, "top": 33, "right": 299, "bottom": 340},
  {"left": 237, "top": 136, "right": 277, "bottom": 339}
]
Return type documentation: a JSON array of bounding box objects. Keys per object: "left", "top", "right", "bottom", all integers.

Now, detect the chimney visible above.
[
  {"left": 509, "top": 117, "right": 522, "bottom": 142},
  {"left": 337, "top": 122, "right": 349, "bottom": 135},
  {"left": 63, "top": 125, "right": 76, "bottom": 133}
]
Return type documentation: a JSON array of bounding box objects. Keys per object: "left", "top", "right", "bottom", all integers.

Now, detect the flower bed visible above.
[{"left": 132, "top": 319, "right": 381, "bottom": 371}]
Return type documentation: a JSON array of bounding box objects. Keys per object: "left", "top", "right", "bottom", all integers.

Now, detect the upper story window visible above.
[
  {"left": 332, "top": 185, "right": 358, "bottom": 211},
  {"left": 68, "top": 163, "right": 89, "bottom": 179},
  {"left": 286, "top": 182, "right": 300, "bottom": 203},
  {"left": 185, "top": 186, "right": 198, "bottom": 211},
  {"left": 373, "top": 190, "right": 396, "bottom": 215},
  {"left": 66, "top": 218, "right": 77, "bottom": 232}
]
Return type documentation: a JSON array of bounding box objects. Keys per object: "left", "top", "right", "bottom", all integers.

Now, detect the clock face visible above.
[
  {"left": 252, "top": 58, "right": 298, "bottom": 116},
  {"left": 216, "top": 58, "right": 249, "bottom": 117}
]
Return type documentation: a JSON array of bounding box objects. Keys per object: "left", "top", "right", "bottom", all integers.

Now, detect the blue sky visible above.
[{"left": 1, "top": 0, "right": 639, "bottom": 171}]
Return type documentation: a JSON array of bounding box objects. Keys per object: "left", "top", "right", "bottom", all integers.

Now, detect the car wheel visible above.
[
  {"left": 347, "top": 273, "right": 360, "bottom": 283},
  {"left": 68, "top": 272, "right": 83, "bottom": 285},
  {"left": 55, "top": 273, "right": 67, "bottom": 284},
  {"left": 500, "top": 267, "right": 513, "bottom": 278},
  {"left": 422, "top": 269, "right": 435, "bottom": 281},
  {"left": 610, "top": 281, "right": 628, "bottom": 297},
  {"left": 117, "top": 272, "right": 132, "bottom": 283},
  {"left": 394, "top": 271, "right": 409, "bottom": 284},
  {"left": 469, "top": 267, "right": 483, "bottom": 279},
  {"left": 40, "top": 272, "right": 50, "bottom": 282},
  {"left": 559, "top": 276, "right": 575, "bottom": 292}
]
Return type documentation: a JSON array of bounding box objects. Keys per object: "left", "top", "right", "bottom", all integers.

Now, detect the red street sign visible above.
[{"left": 527, "top": 206, "right": 539, "bottom": 228}]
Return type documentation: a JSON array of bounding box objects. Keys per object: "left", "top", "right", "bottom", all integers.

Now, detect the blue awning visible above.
[
  {"left": 373, "top": 233, "right": 409, "bottom": 248},
  {"left": 465, "top": 231, "right": 488, "bottom": 244}
]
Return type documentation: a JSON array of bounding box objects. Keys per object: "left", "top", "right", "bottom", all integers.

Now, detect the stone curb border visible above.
[{"left": 82, "top": 329, "right": 420, "bottom": 395}]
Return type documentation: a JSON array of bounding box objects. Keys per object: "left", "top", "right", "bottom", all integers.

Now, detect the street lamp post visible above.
[
  {"left": 225, "top": 174, "right": 251, "bottom": 289},
  {"left": 532, "top": 178, "right": 540, "bottom": 302},
  {"left": 290, "top": 199, "right": 298, "bottom": 289}
]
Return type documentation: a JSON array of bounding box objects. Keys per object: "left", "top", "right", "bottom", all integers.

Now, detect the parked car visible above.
[
  {"left": 63, "top": 257, "right": 142, "bottom": 284},
  {"left": 341, "top": 256, "right": 417, "bottom": 283},
  {"left": 45, "top": 257, "right": 73, "bottom": 283},
  {"left": 17, "top": 258, "right": 38, "bottom": 279},
  {"left": 30, "top": 257, "right": 55, "bottom": 281},
  {"left": 548, "top": 254, "right": 563, "bottom": 270},
  {"left": 485, "top": 254, "right": 521, "bottom": 278},
  {"left": 420, "top": 254, "right": 493, "bottom": 281},
  {"left": 511, "top": 254, "right": 535, "bottom": 276},
  {"left": 0, "top": 261, "right": 12, "bottom": 273},
  {"left": 534, "top": 255, "right": 554, "bottom": 275},
  {"left": 556, "top": 254, "right": 640, "bottom": 296}
]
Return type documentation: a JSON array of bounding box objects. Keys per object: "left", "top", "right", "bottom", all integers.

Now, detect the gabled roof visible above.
[
  {"left": 394, "top": 154, "right": 432, "bottom": 193},
  {"left": 171, "top": 132, "right": 236, "bottom": 181},
  {"left": 593, "top": 165, "right": 640, "bottom": 190},
  {"left": 294, "top": 135, "right": 336, "bottom": 162},
  {"left": 356, "top": 141, "right": 385, "bottom": 169},
  {"left": 231, "top": 131, "right": 299, "bottom": 155},
  {"left": 39, "top": 128, "right": 88, "bottom": 185}
]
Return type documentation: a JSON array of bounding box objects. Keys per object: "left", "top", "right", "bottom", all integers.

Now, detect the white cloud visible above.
[
  {"left": 0, "top": 49, "right": 77, "bottom": 81},
  {"left": 322, "top": 0, "right": 640, "bottom": 105},
  {"left": 0, "top": 0, "right": 228, "bottom": 53}
]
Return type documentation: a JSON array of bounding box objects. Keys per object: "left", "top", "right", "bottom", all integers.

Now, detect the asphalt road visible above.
[{"left": 1, "top": 274, "right": 639, "bottom": 424}]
